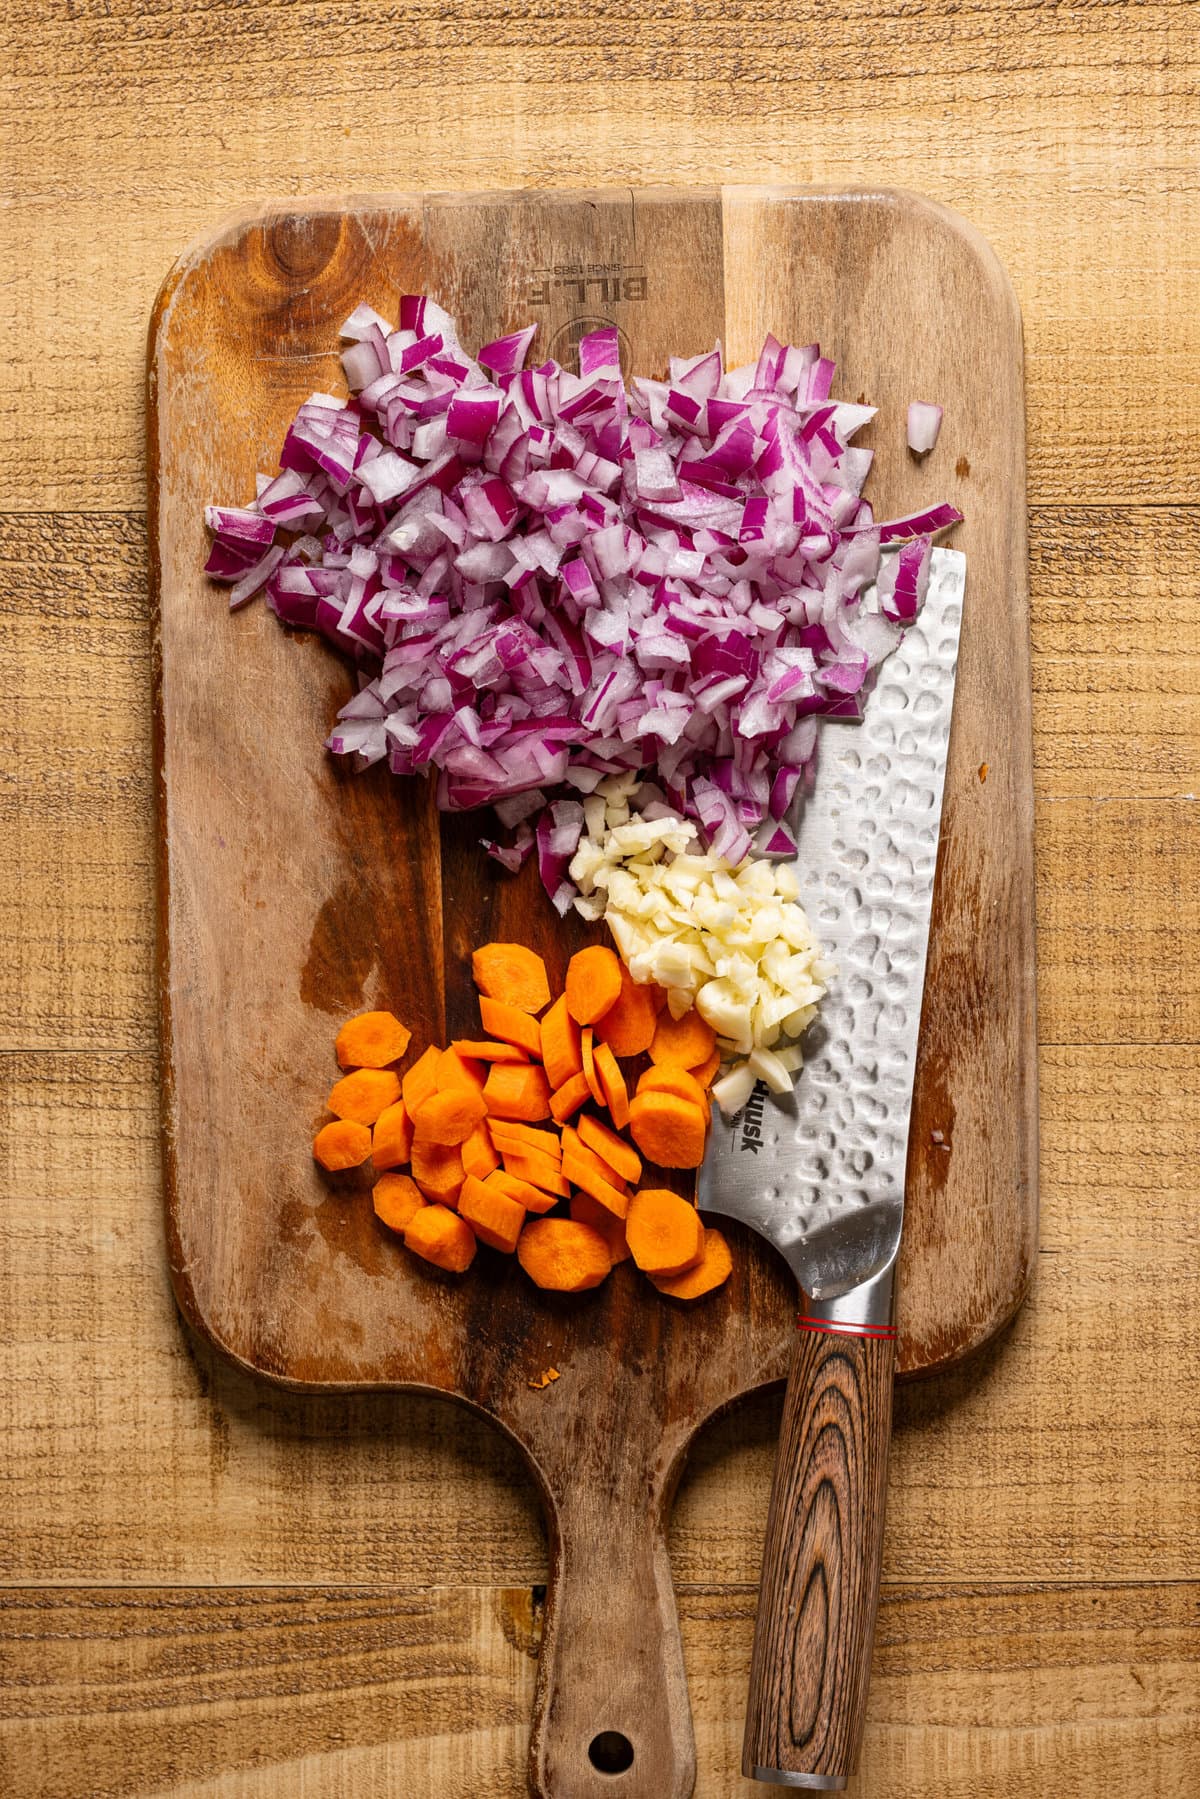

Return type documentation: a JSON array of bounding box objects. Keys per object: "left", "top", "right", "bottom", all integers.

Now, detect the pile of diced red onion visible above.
[{"left": 205, "top": 296, "right": 959, "bottom": 897}]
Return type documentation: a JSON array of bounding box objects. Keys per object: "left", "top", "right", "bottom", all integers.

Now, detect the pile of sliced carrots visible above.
[{"left": 312, "top": 941, "right": 731, "bottom": 1299}]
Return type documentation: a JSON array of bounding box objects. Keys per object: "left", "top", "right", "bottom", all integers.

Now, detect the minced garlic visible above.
[{"left": 569, "top": 775, "right": 833, "bottom": 1111}]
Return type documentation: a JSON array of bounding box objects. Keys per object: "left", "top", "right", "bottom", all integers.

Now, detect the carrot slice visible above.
[
  {"left": 592, "top": 1042, "right": 630, "bottom": 1129},
  {"left": 594, "top": 966, "right": 658, "bottom": 1059},
  {"left": 458, "top": 1174, "right": 525, "bottom": 1254},
  {"left": 627, "top": 1093, "right": 708, "bottom": 1170},
  {"left": 651, "top": 1226, "right": 732, "bottom": 1298},
  {"left": 580, "top": 1027, "right": 605, "bottom": 1107},
  {"left": 404, "top": 1203, "right": 476, "bottom": 1272},
  {"left": 401, "top": 1044, "right": 441, "bottom": 1115},
  {"left": 561, "top": 1150, "right": 630, "bottom": 1220},
  {"left": 561, "top": 1126, "right": 629, "bottom": 1193},
  {"left": 549, "top": 1070, "right": 592, "bottom": 1123},
  {"left": 461, "top": 1123, "right": 501, "bottom": 1180},
  {"left": 410, "top": 1139, "right": 466, "bottom": 1207},
  {"left": 471, "top": 943, "right": 551, "bottom": 1014},
  {"left": 649, "top": 1009, "right": 717, "bottom": 1070},
  {"left": 625, "top": 1188, "right": 705, "bottom": 1276},
  {"left": 576, "top": 1113, "right": 642, "bottom": 1185},
  {"left": 313, "top": 1119, "right": 372, "bottom": 1172},
  {"left": 486, "top": 1168, "right": 558, "bottom": 1216},
  {"left": 500, "top": 1148, "right": 571, "bottom": 1198},
  {"left": 371, "top": 1100, "right": 414, "bottom": 1170},
  {"left": 483, "top": 1062, "right": 552, "bottom": 1122},
  {"left": 451, "top": 1038, "right": 530, "bottom": 1064},
  {"left": 486, "top": 1120, "right": 562, "bottom": 1159},
  {"left": 335, "top": 1010, "right": 412, "bottom": 1070},
  {"left": 570, "top": 1192, "right": 631, "bottom": 1264},
  {"left": 565, "top": 945, "right": 623, "bottom": 1025},
  {"left": 436, "top": 1046, "right": 486, "bottom": 1093},
  {"left": 540, "top": 995, "right": 584, "bottom": 1090},
  {"left": 691, "top": 1047, "right": 722, "bottom": 1090},
  {"left": 372, "top": 1172, "right": 426, "bottom": 1233},
  {"left": 477, "top": 996, "right": 543, "bottom": 1058},
  {"left": 637, "top": 1065, "right": 709, "bottom": 1110},
  {"left": 327, "top": 1067, "right": 402, "bottom": 1127},
  {"left": 517, "top": 1217, "right": 611, "bottom": 1291},
  {"left": 412, "top": 1086, "right": 488, "bottom": 1147}
]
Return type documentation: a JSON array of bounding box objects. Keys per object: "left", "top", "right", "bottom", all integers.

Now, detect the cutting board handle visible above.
[
  {"left": 528, "top": 1464, "right": 695, "bottom": 1799},
  {"left": 742, "top": 1317, "right": 895, "bottom": 1787}
]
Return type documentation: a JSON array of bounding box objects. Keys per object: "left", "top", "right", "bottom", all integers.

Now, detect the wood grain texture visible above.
[
  {"left": 743, "top": 1328, "right": 895, "bottom": 1786},
  {"left": 3, "top": 2, "right": 1199, "bottom": 1792}
]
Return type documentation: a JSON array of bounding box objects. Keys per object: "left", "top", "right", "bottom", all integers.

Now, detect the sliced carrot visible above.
[
  {"left": 580, "top": 1027, "right": 605, "bottom": 1107},
  {"left": 371, "top": 1100, "right": 414, "bottom": 1170},
  {"left": 436, "top": 1046, "right": 486, "bottom": 1093},
  {"left": 478, "top": 996, "right": 543, "bottom": 1058},
  {"left": 561, "top": 1126, "right": 629, "bottom": 1194},
  {"left": 576, "top": 1113, "right": 642, "bottom": 1185},
  {"left": 649, "top": 1007, "right": 717, "bottom": 1069},
  {"left": 549, "top": 1070, "right": 592, "bottom": 1124},
  {"left": 565, "top": 945, "right": 623, "bottom": 1025},
  {"left": 335, "top": 1010, "right": 412, "bottom": 1070},
  {"left": 592, "top": 1042, "right": 630, "bottom": 1129},
  {"left": 412, "top": 1086, "right": 488, "bottom": 1147},
  {"left": 410, "top": 1139, "right": 466, "bottom": 1207},
  {"left": 462, "top": 1123, "right": 501, "bottom": 1180},
  {"left": 570, "top": 1192, "right": 632, "bottom": 1264},
  {"left": 471, "top": 943, "right": 551, "bottom": 1014},
  {"left": 486, "top": 1120, "right": 562, "bottom": 1159},
  {"left": 651, "top": 1226, "right": 732, "bottom": 1298},
  {"left": 328, "top": 1067, "right": 402, "bottom": 1126},
  {"left": 483, "top": 1062, "right": 552, "bottom": 1122},
  {"left": 691, "top": 1047, "right": 722, "bottom": 1090},
  {"left": 458, "top": 1175, "right": 525, "bottom": 1254},
  {"left": 594, "top": 965, "right": 658, "bottom": 1058},
  {"left": 562, "top": 1151, "right": 629, "bottom": 1221},
  {"left": 638, "top": 1065, "right": 709, "bottom": 1110},
  {"left": 627, "top": 1092, "right": 708, "bottom": 1170},
  {"left": 313, "top": 1119, "right": 372, "bottom": 1172},
  {"left": 625, "top": 1188, "right": 705, "bottom": 1276},
  {"left": 487, "top": 1168, "right": 558, "bottom": 1216},
  {"left": 451, "top": 1038, "right": 530, "bottom": 1064},
  {"left": 517, "top": 1217, "right": 611, "bottom": 1291},
  {"left": 401, "top": 1044, "right": 441, "bottom": 1115},
  {"left": 500, "top": 1148, "right": 571, "bottom": 1199},
  {"left": 540, "top": 995, "right": 584, "bottom": 1090},
  {"left": 372, "top": 1172, "right": 426, "bottom": 1233},
  {"left": 404, "top": 1203, "right": 476, "bottom": 1273}
]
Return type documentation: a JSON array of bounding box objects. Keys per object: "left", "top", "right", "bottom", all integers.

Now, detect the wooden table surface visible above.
[{"left": 2, "top": 4, "right": 1198, "bottom": 1795}]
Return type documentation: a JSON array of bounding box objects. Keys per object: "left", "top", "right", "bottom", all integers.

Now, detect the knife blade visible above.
[{"left": 697, "top": 545, "right": 966, "bottom": 1790}]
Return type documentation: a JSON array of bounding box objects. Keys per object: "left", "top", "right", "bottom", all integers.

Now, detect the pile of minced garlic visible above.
[{"left": 569, "top": 775, "right": 833, "bottom": 1114}]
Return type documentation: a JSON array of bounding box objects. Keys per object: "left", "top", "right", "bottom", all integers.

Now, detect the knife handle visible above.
[{"left": 742, "top": 1311, "right": 896, "bottom": 1788}]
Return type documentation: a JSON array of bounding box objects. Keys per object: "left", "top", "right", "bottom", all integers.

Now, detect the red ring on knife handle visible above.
[{"left": 796, "top": 1316, "right": 897, "bottom": 1340}]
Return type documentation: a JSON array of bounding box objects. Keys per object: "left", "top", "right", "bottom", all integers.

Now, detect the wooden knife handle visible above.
[
  {"left": 529, "top": 1471, "right": 695, "bottom": 1799},
  {"left": 742, "top": 1319, "right": 896, "bottom": 1788}
]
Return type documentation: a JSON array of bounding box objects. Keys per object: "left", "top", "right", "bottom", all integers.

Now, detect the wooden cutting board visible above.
[{"left": 149, "top": 187, "right": 1037, "bottom": 1799}]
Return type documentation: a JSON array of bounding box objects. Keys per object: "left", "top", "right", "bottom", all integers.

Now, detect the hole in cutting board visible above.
[{"left": 588, "top": 1732, "right": 635, "bottom": 1775}]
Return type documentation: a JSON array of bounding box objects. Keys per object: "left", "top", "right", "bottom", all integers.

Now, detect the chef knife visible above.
[{"left": 697, "top": 545, "right": 966, "bottom": 1790}]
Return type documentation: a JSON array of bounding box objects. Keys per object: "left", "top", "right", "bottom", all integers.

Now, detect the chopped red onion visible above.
[{"left": 907, "top": 401, "right": 944, "bottom": 455}]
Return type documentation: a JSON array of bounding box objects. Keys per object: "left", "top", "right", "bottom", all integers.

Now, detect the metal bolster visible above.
[
  {"left": 799, "top": 1258, "right": 897, "bottom": 1333},
  {"left": 743, "top": 1765, "right": 848, "bottom": 1790}
]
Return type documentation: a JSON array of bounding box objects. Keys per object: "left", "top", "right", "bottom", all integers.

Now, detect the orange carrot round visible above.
[
  {"left": 412, "top": 1086, "right": 488, "bottom": 1146},
  {"left": 637, "top": 1065, "right": 709, "bottom": 1110},
  {"left": 451, "top": 1039, "right": 530, "bottom": 1064},
  {"left": 372, "top": 1172, "right": 426, "bottom": 1233},
  {"left": 576, "top": 1113, "right": 642, "bottom": 1186},
  {"left": 651, "top": 1226, "right": 732, "bottom": 1298},
  {"left": 625, "top": 1188, "right": 706, "bottom": 1277},
  {"left": 335, "top": 1010, "right": 412, "bottom": 1070},
  {"left": 592, "top": 1041, "right": 630, "bottom": 1129},
  {"left": 627, "top": 1092, "right": 708, "bottom": 1170},
  {"left": 477, "top": 996, "right": 543, "bottom": 1058},
  {"left": 371, "top": 1100, "right": 414, "bottom": 1170},
  {"left": 594, "top": 966, "right": 659, "bottom": 1058},
  {"left": 570, "top": 1192, "right": 632, "bottom": 1264},
  {"left": 691, "top": 1047, "right": 722, "bottom": 1090},
  {"left": 486, "top": 1167, "right": 558, "bottom": 1216},
  {"left": 517, "top": 1217, "right": 612, "bottom": 1291},
  {"left": 458, "top": 1174, "right": 525, "bottom": 1254},
  {"left": 404, "top": 1203, "right": 476, "bottom": 1273},
  {"left": 436, "top": 1046, "right": 486, "bottom": 1093},
  {"left": 581, "top": 1027, "right": 605, "bottom": 1107},
  {"left": 565, "top": 945, "right": 623, "bottom": 1025},
  {"left": 549, "top": 1070, "right": 591, "bottom": 1123},
  {"left": 648, "top": 1008, "right": 717, "bottom": 1070},
  {"left": 401, "top": 1044, "right": 441, "bottom": 1116},
  {"left": 313, "top": 1119, "right": 372, "bottom": 1172},
  {"left": 471, "top": 943, "right": 551, "bottom": 1014},
  {"left": 327, "top": 1067, "right": 402, "bottom": 1127},
  {"left": 483, "top": 1062, "right": 552, "bottom": 1122},
  {"left": 540, "top": 994, "right": 583, "bottom": 1091},
  {"left": 410, "top": 1139, "right": 466, "bottom": 1207},
  {"left": 461, "top": 1123, "right": 501, "bottom": 1181}
]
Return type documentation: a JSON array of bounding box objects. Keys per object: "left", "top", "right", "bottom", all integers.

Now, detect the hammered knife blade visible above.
[{"left": 697, "top": 546, "right": 966, "bottom": 1790}]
